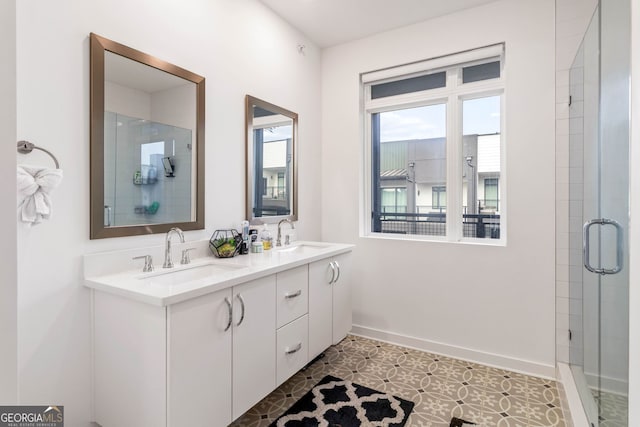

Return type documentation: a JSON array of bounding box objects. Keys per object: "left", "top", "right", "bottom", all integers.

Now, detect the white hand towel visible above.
[{"left": 17, "top": 165, "right": 63, "bottom": 225}]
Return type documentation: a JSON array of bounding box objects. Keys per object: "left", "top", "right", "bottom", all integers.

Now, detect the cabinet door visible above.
[
  {"left": 232, "top": 275, "right": 277, "bottom": 420},
  {"left": 308, "top": 259, "right": 334, "bottom": 359},
  {"left": 168, "top": 288, "right": 233, "bottom": 427},
  {"left": 94, "top": 293, "right": 167, "bottom": 427},
  {"left": 332, "top": 252, "right": 352, "bottom": 344}
]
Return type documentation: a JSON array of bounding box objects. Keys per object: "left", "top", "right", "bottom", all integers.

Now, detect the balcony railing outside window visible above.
[
  {"left": 263, "top": 185, "right": 287, "bottom": 200},
  {"left": 374, "top": 198, "right": 500, "bottom": 239}
]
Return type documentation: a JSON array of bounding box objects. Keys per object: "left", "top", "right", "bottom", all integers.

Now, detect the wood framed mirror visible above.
[
  {"left": 245, "top": 95, "right": 298, "bottom": 224},
  {"left": 90, "top": 33, "right": 205, "bottom": 239}
]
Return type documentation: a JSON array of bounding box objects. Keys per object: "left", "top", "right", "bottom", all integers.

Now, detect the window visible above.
[
  {"left": 432, "top": 186, "right": 446, "bottom": 211},
  {"left": 484, "top": 178, "right": 499, "bottom": 210},
  {"left": 363, "top": 44, "right": 504, "bottom": 242},
  {"left": 381, "top": 187, "right": 407, "bottom": 213}
]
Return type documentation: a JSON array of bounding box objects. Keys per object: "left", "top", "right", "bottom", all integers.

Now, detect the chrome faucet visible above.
[
  {"left": 163, "top": 227, "right": 185, "bottom": 268},
  {"left": 276, "top": 219, "right": 295, "bottom": 246}
]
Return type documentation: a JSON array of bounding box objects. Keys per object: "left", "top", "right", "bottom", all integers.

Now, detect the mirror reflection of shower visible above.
[{"left": 104, "top": 111, "right": 193, "bottom": 227}]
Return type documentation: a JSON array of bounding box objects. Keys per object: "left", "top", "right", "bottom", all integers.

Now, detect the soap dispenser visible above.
[{"left": 260, "top": 224, "right": 273, "bottom": 250}]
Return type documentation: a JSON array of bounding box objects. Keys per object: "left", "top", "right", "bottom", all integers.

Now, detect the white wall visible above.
[
  {"left": 628, "top": 0, "right": 640, "bottom": 423},
  {"left": 15, "top": 0, "right": 321, "bottom": 425},
  {"left": 321, "top": 0, "right": 557, "bottom": 376},
  {"left": 104, "top": 81, "right": 151, "bottom": 120},
  {"left": 0, "top": 0, "right": 18, "bottom": 404}
]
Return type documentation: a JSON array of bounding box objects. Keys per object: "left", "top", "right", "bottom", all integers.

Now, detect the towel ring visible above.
[{"left": 17, "top": 141, "right": 60, "bottom": 169}]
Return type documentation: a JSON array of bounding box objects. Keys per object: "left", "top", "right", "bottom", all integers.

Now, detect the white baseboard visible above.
[
  {"left": 351, "top": 324, "right": 556, "bottom": 379},
  {"left": 557, "top": 362, "right": 591, "bottom": 427}
]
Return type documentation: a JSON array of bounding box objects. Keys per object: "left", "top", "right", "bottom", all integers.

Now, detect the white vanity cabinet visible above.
[
  {"left": 87, "top": 242, "right": 353, "bottom": 427},
  {"left": 94, "top": 276, "right": 276, "bottom": 427},
  {"left": 308, "top": 252, "right": 352, "bottom": 360}
]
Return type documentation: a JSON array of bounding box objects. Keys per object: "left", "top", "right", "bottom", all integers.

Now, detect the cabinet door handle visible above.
[
  {"left": 329, "top": 261, "right": 337, "bottom": 284},
  {"left": 285, "top": 342, "right": 302, "bottom": 355},
  {"left": 235, "top": 294, "right": 246, "bottom": 327},
  {"left": 224, "top": 297, "right": 232, "bottom": 332},
  {"left": 333, "top": 260, "right": 341, "bottom": 284},
  {"left": 284, "top": 290, "right": 302, "bottom": 299}
]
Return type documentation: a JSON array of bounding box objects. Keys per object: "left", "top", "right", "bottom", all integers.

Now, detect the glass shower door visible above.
[{"left": 569, "top": 1, "right": 630, "bottom": 425}]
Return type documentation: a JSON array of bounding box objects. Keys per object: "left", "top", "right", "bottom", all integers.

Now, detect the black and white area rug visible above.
[
  {"left": 449, "top": 417, "right": 476, "bottom": 427},
  {"left": 269, "top": 375, "right": 414, "bottom": 427}
]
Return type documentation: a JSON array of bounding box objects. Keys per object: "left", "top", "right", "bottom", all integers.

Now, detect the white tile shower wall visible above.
[
  {"left": 555, "top": 0, "right": 597, "bottom": 367},
  {"left": 567, "top": 43, "right": 585, "bottom": 369}
]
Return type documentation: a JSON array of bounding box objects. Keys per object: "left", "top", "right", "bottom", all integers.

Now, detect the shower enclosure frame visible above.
[{"left": 565, "top": 0, "right": 631, "bottom": 425}]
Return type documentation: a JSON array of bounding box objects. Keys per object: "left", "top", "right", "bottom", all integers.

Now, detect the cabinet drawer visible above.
[
  {"left": 276, "top": 314, "right": 309, "bottom": 386},
  {"left": 276, "top": 265, "right": 308, "bottom": 328}
]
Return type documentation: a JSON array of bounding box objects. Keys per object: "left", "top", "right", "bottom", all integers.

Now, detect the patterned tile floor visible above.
[{"left": 230, "top": 335, "right": 566, "bottom": 427}]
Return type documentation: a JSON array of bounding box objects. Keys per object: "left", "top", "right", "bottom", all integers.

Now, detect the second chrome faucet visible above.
[
  {"left": 163, "top": 227, "right": 185, "bottom": 268},
  {"left": 276, "top": 219, "right": 295, "bottom": 247}
]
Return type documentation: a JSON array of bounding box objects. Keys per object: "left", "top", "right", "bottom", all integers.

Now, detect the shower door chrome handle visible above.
[{"left": 583, "top": 218, "right": 623, "bottom": 275}]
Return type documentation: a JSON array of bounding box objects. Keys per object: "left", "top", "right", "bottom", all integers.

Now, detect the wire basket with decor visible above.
[{"left": 209, "top": 229, "right": 242, "bottom": 258}]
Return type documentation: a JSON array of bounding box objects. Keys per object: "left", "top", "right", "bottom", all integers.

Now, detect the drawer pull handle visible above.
[
  {"left": 284, "top": 290, "right": 302, "bottom": 299},
  {"left": 334, "top": 260, "right": 341, "bottom": 284},
  {"left": 285, "top": 342, "right": 302, "bottom": 355}
]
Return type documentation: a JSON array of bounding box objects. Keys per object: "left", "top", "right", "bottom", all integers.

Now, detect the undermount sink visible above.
[
  {"left": 138, "top": 261, "right": 246, "bottom": 286},
  {"left": 275, "top": 242, "right": 330, "bottom": 255}
]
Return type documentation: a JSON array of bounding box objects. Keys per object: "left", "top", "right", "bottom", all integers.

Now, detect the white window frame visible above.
[{"left": 361, "top": 44, "right": 506, "bottom": 245}]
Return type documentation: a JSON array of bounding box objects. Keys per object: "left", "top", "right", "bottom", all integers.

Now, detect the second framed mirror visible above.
[{"left": 245, "top": 95, "right": 298, "bottom": 224}]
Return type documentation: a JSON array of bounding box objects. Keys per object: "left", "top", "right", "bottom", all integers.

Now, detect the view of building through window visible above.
[
  {"left": 462, "top": 96, "right": 501, "bottom": 238},
  {"left": 261, "top": 125, "right": 291, "bottom": 202},
  {"left": 376, "top": 103, "right": 448, "bottom": 236}
]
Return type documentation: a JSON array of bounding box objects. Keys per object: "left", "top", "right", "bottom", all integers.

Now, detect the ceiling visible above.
[{"left": 258, "top": 0, "right": 500, "bottom": 48}]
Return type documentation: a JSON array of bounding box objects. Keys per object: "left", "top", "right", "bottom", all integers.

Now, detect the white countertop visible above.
[{"left": 84, "top": 241, "right": 353, "bottom": 306}]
